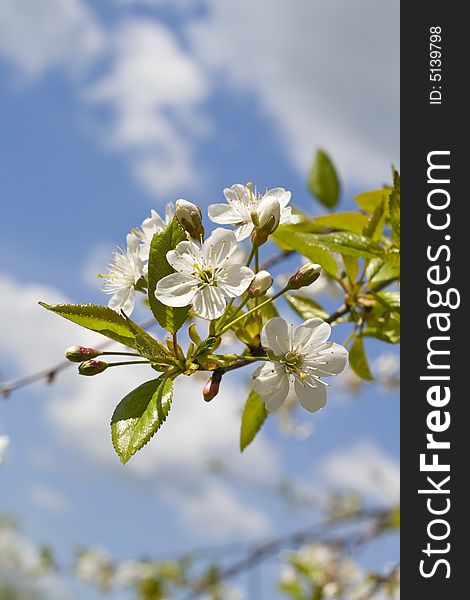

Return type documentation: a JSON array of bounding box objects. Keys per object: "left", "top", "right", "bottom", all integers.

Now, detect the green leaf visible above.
[
  {"left": 354, "top": 188, "right": 391, "bottom": 213},
  {"left": 374, "top": 291, "right": 400, "bottom": 313},
  {"left": 349, "top": 336, "right": 374, "bottom": 381},
  {"left": 147, "top": 217, "right": 189, "bottom": 333},
  {"left": 111, "top": 378, "right": 173, "bottom": 464},
  {"left": 240, "top": 391, "right": 268, "bottom": 452},
  {"left": 39, "top": 302, "right": 137, "bottom": 348},
  {"left": 307, "top": 149, "right": 341, "bottom": 209},
  {"left": 284, "top": 293, "right": 329, "bottom": 320},
  {"left": 342, "top": 255, "right": 359, "bottom": 283},
  {"left": 389, "top": 169, "right": 401, "bottom": 247},
  {"left": 363, "top": 318, "right": 400, "bottom": 344},
  {"left": 289, "top": 231, "right": 384, "bottom": 259},
  {"left": 195, "top": 336, "right": 217, "bottom": 357},
  {"left": 312, "top": 212, "right": 369, "bottom": 234},
  {"left": 382, "top": 249, "right": 400, "bottom": 267},
  {"left": 122, "top": 315, "right": 169, "bottom": 363},
  {"left": 273, "top": 227, "right": 338, "bottom": 276},
  {"left": 365, "top": 259, "right": 400, "bottom": 285},
  {"left": 363, "top": 198, "right": 387, "bottom": 241}
]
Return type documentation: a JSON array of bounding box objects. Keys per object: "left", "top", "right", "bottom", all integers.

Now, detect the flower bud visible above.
[
  {"left": 176, "top": 199, "right": 205, "bottom": 239},
  {"left": 203, "top": 372, "right": 222, "bottom": 402},
  {"left": 65, "top": 346, "right": 102, "bottom": 363},
  {"left": 257, "top": 196, "right": 280, "bottom": 234},
  {"left": 248, "top": 270, "right": 273, "bottom": 297},
  {"left": 287, "top": 263, "right": 322, "bottom": 290},
  {"left": 78, "top": 360, "right": 108, "bottom": 376}
]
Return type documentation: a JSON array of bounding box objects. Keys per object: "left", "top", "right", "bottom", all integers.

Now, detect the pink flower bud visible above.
[
  {"left": 65, "top": 346, "right": 102, "bottom": 362},
  {"left": 78, "top": 360, "right": 108, "bottom": 376},
  {"left": 287, "top": 263, "right": 322, "bottom": 290},
  {"left": 203, "top": 373, "right": 222, "bottom": 402}
]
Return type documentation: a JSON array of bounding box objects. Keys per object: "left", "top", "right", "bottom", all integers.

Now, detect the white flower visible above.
[
  {"left": 253, "top": 317, "right": 348, "bottom": 412},
  {"left": 155, "top": 228, "right": 254, "bottom": 320},
  {"left": 133, "top": 203, "right": 175, "bottom": 261},
  {"left": 208, "top": 184, "right": 293, "bottom": 240},
  {"left": 0, "top": 435, "right": 10, "bottom": 465},
  {"left": 76, "top": 549, "right": 113, "bottom": 586},
  {"left": 101, "top": 234, "right": 143, "bottom": 315}
]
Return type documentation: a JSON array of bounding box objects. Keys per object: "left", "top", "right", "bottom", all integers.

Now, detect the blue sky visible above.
[{"left": 0, "top": 1, "right": 399, "bottom": 598}]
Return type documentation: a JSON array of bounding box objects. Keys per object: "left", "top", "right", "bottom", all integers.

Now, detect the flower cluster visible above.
[
  {"left": 38, "top": 175, "right": 387, "bottom": 466},
  {"left": 94, "top": 183, "right": 348, "bottom": 417},
  {"left": 101, "top": 184, "right": 294, "bottom": 318},
  {"left": 101, "top": 202, "right": 175, "bottom": 315}
]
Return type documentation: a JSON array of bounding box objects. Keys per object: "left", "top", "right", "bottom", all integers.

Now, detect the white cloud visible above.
[
  {"left": 170, "top": 481, "right": 271, "bottom": 537},
  {"left": 0, "top": 273, "right": 102, "bottom": 374},
  {"left": 189, "top": 0, "right": 399, "bottom": 187},
  {"left": 47, "top": 373, "right": 276, "bottom": 537},
  {"left": 30, "top": 484, "right": 69, "bottom": 513},
  {"left": 1, "top": 1, "right": 398, "bottom": 199},
  {"left": 86, "top": 19, "right": 209, "bottom": 197},
  {"left": 0, "top": 0, "right": 104, "bottom": 78},
  {"left": 321, "top": 440, "right": 399, "bottom": 504},
  {"left": 0, "top": 273, "right": 278, "bottom": 537}
]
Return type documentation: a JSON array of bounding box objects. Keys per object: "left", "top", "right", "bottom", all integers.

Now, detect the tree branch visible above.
[
  {"left": 0, "top": 318, "right": 157, "bottom": 398},
  {"left": 186, "top": 507, "right": 395, "bottom": 598}
]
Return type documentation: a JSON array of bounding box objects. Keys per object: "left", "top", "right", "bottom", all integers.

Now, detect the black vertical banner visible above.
[{"left": 401, "top": 3, "right": 466, "bottom": 597}]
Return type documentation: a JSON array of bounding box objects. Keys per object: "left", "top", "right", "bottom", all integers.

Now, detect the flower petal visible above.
[
  {"left": 167, "top": 240, "right": 202, "bottom": 275},
  {"left": 294, "top": 318, "right": 331, "bottom": 353},
  {"left": 142, "top": 209, "right": 165, "bottom": 234},
  {"left": 108, "top": 287, "right": 135, "bottom": 315},
  {"left": 208, "top": 203, "right": 243, "bottom": 225},
  {"left": 192, "top": 286, "right": 226, "bottom": 319},
  {"left": 264, "top": 376, "right": 290, "bottom": 411},
  {"left": 155, "top": 273, "right": 196, "bottom": 307},
  {"left": 265, "top": 187, "right": 291, "bottom": 208},
  {"left": 217, "top": 265, "right": 254, "bottom": 297},
  {"left": 261, "top": 317, "right": 292, "bottom": 356},
  {"left": 253, "top": 361, "right": 287, "bottom": 396},
  {"left": 294, "top": 378, "right": 327, "bottom": 412},
  {"left": 224, "top": 184, "right": 251, "bottom": 205},
  {"left": 202, "top": 228, "right": 237, "bottom": 266},
  {"left": 303, "top": 341, "right": 349, "bottom": 376},
  {"left": 280, "top": 205, "right": 293, "bottom": 225},
  {"left": 234, "top": 222, "right": 254, "bottom": 241},
  {"left": 165, "top": 202, "right": 175, "bottom": 223}
]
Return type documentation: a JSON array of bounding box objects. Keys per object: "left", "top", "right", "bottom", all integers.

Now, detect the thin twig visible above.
[
  {"left": 0, "top": 318, "right": 157, "bottom": 398},
  {"left": 185, "top": 508, "right": 393, "bottom": 598},
  {"left": 261, "top": 250, "right": 294, "bottom": 270}
]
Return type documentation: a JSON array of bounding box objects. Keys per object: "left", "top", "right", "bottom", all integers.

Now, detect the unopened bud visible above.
[
  {"left": 248, "top": 270, "right": 273, "bottom": 297},
  {"left": 203, "top": 372, "right": 222, "bottom": 402},
  {"left": 287, "top": 263, "right": 322, "bottom": 290},
  {"left": 251, "top": 197, "right": 281, "bottom": 247},
  {"left": 65, "top": 346, "right": 102, "bottom": 362},
  {"left": 78, "top": 360, "right": 108, "bottom": 376},
  {"left": 257, "top": 196, "right": 280, "bottom": 234},
  {"left": 176, "top": 199, "right": 205, "bottom": 239}
]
